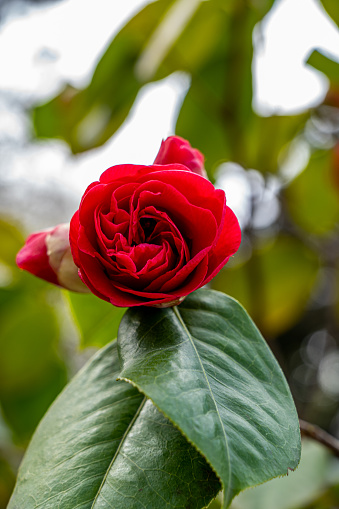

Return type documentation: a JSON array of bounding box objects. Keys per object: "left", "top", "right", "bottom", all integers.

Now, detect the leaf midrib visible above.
[
  {"left": 90, "top": 396, "right": 147, "bottom": 508},
  {"left": 172, "top": 306, "right": 231, "bottom": 504}
]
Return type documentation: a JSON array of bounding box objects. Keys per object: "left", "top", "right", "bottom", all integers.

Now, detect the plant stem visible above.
[{"left": 300, "top": 419, "right": 339, "bottom": 458}]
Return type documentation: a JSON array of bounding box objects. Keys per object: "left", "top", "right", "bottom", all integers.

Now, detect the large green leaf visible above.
[
  {"left": 118, "top": 289, "right": 301, "bottom": 508},
  {"left": 8, "top": 341, "right": 220, "bottom": 509}
]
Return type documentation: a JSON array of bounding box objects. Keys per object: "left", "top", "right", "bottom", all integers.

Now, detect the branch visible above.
[{"left": 300, "top": 419, "right": 339, "bottom": 458}]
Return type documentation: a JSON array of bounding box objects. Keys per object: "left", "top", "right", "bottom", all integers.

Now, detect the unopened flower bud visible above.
[
  {"left": 16, "top": 223, "right": 89, "bottom": 293},
  {"left": 154, "top": 135, "right": 208, "bottom": 179}
]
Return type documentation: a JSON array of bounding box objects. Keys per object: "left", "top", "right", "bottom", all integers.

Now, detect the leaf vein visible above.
[
  {"left": 172, "top": 306, "right": 232, "bottom": 504},
  {"left": 90, "top": 396, "right": 147, "bottom": 508}
]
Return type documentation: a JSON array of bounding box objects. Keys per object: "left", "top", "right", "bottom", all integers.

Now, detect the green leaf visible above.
[
  {"left": 175, "top": 2, "right": 254, "bottom": 174},
  {"left": 176, "top": 57, "right": 232, "bottom": 176},
  {"left": 319, "top": 0, "right": 339, "bottom": 28},
  {"left": 67, "top": 291, "right": 126, "bottom": 348},
  {"left": 118, "top": 289, "right": 301, "bottom": 508},
  {"left": 175, "top": 2, "right": 304, "bottom": 176},
  {"left": 307, "top": 50, "right": 339, "bottom": 88},
  {"left": 8, "top": 341, "right": 220, "bottom": 509}
]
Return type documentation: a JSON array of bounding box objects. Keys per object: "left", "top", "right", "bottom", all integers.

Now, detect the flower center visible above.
[{"left": 139, "top": 217, "right": 157, "bottom": 241}]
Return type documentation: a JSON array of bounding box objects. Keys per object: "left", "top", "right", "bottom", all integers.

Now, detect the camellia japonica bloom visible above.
[
  {"left": 69, "top": 137, "right": 241, "bottom": 307},
  {"left": 17, "top": 136, "right": 241, "bottom": 307}
]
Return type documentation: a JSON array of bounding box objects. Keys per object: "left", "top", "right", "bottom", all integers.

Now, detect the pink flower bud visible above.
[
  {"left": 16, "top": 223, "right": 89, "bottom": 293},
  {"left": 154, "top": 135, "right": 208, "bottom": 178}
]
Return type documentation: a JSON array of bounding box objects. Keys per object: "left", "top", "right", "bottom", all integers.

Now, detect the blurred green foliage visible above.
[
  {"left": 318, "top": 0, "right": 339, "bottom": 27},
  {"left": 33, "top": 0, "right": 276, "bottom": 174},
  {"left": 230, "top": 440, "right": 339, "bottom": 509},
  {"left": 286, "top": 150, "right": 339, "bottom": 235},
  {"left": 67, "top": 292, "right": 125, "bottom": 349},
  {"left": 0, "top": 457, "right": 15, "bottom": 509},
  {"left": 212, "top": 235, "right": 320, "bottom": 338},
  {"left": 307, "top": 51, "right": 339, "bottom": 88},
  {"left": 0, "top": 220, "right": 69, "bottom": 508},
  {"left": 4, "top": 0, "right": 339, "bottom": 507},
  {"left": 208, "top": 439, "right": 339, "bottom": 509},
  {"left": 0, "top": 221, "right": 67, "bottom": 443}
]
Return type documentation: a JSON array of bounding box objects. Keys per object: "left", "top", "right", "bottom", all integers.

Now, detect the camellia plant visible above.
[{"left": 10, "top": 136, "right": 301, "bottom": 509}]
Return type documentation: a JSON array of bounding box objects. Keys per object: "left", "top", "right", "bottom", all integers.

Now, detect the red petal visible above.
[
  {"left": 16, "top": 230, "right": 59, "bottom": 285},
  {"left": 204, "top": 206, "right": 242, "bottom": 283},
  {"left": 69, "top": 211, "right": 81, "bottom": 267},
  {"left": 130, "top": 181, "right": 218, "bottom": 256}
]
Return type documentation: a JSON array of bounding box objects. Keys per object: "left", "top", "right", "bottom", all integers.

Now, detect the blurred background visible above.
[{"left": 2, "top": 0, "right": 339, "bottom": 507}]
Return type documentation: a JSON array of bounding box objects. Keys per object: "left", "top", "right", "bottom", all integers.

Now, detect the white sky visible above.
[
  {"left": 254, "top": 0, "right": 339, "bottom": 114},
  {"left": 0, "top": 0, "right": 339, "bottom": 228},
  {"left": 0, "top": 0, "right": 151, "bottom": 96}
]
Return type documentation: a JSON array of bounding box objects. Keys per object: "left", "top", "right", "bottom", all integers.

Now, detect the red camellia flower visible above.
[{"left": 69, "top": 137, "right": 241, "bottom": 307}]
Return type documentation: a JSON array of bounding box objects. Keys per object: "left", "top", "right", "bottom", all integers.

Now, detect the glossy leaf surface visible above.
[
  {"left": 118, "top": 289, "right": 301, "bottom": 508},
  {"left": 8, "top": 342, "right": 220, "bottom": 509}
]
